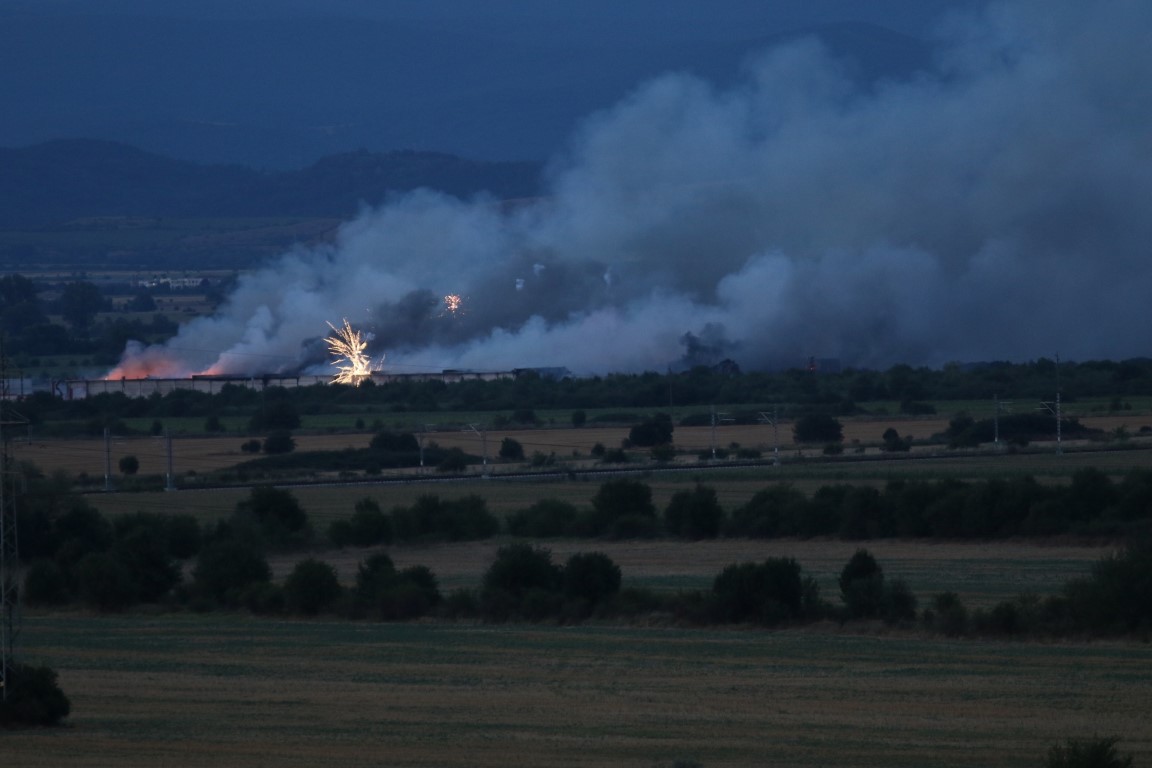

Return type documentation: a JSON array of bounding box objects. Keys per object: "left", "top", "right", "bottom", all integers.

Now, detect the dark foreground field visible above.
[{"left": 10, "top": 613, "right": 1152, "bottom": 768}]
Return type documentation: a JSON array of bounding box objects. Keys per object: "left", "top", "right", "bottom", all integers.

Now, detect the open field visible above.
[
  {"left": 18, "top": 414, "right": 1152, "bottom": 481},
  {"left": 9, "top": 612, "right": 1152, "bottom": 768}
]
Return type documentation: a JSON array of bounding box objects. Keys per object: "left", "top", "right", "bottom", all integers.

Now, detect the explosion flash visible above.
[
  {"left": 325, "top": 318, "right": 382, "bottom": 386},
  {"left": 442, "top": 294, "right": 464, "bottom": 317}
]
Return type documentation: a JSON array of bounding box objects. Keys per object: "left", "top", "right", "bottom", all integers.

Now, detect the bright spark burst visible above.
[
  {"left": 325, "top": 318, "right": 381, "bottom": 386},
  {"left": 443, "top": 294, "right": 463, "bottom": 317}
]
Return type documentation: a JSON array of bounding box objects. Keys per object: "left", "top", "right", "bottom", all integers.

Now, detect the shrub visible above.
[
  {"left": 367, "top": 564, "right": 442, "bottom": 621},
  {"left": 247, "top": 400, "right": 300, "bottom": 432},
  {"left": 436, "top": 448, "right": 468, "bottom": 472},
  {"left": 242, "top": 582, "right": 286, "bottom": 615},
  {"left": 483, "top": 544, "right": 562, "bottom": 599},
  {"left": 118, "top": 455, "right": 139, "bottom": 475},
  {"left": 54, "top": 502, "right": 113, "bottom": 555},
  {"left": 881, "top": 578, "right": 918, "bottom": 624},
  {"left": 113, "top": 525, "right": 182, "bottom": 602},
  {"left": 1062, "top": 541, "right": 1152, "bottom": 634},
  {"left": 22, "top": 560, "right": 69, "bottom": 605},
  {"left": 628, "top": 413, "right": 674, "bottom": 447},
  {"left": 600, "top": 448, "right": 629, "bottom": 463},
  {"left": 506, "top": 499, "right": 580, "bottom": 538},
  {"left": 499, "top": 437, "right": 525, "bottom": 460},
  {"left": 511, "top": 408, "right": 537, "bottom": 425},
  {"left": 369, "top": 430, "right": 419, "bottom": 452},
  {"left": 839, "top": 549, "right": 884, "bottom": 619},
  {"left": 793, "top": 413, "right": 843, "bottom": 444},
  {"left": 240, "top": 438, "right": 262, "bottom": 453},
  {"left": 262, "top": 430, "right": 296, "bottom": 455},
  {"left": 165, "top": 514, "right": 204, "bottom": 559},
  {"left": 930, "top": 592, "right": 969, "bottom": 636},
  {"left": 530, "top": 451, "right": 556, "bottom": 467},
  {"left": 664, "top": 485, "right": 724, "bottom": 539},
  {"left": 193, "top": 540, "right": 272, "bottom": 605},
  {"left": 347, "top": 497, "right": 393, "bottom": 546},
  {"left": 74, "top": 552, "right": 137, "bottom": 611},
  {"left": 1046, "top": 736, "right": 1133, "bottom": 768},
  {"left": 727, "top": 484, "right": 808, "bottom": 538},
  {"left": 712, "top": 558, "right": 807, "bottom": 626},
  {"left": 0, "top": 664, "right": 71, "bottom": 726},
  {"left": 283, "top": 559, "right": 342, "bottom": 615},
  {"left": 327, "top": 519, "right": 354, "bottom": 548},
  {"left": 392, "top": 494, "right": 499, "bottom": 542},
  {"left": 589, "top": 478, "right": 655, "bottom": 535},
  {"left": 354, "top": 553, "right": 397, "bottom": 598},
  {"left": 609, "top": 514, "right": 661, "bottom": 539},
  {"left": 562, "top": 552, "right": 622, "bottom": 608},
  {"left": 881, "top": 427, "right": 911, "bottom": 452},
  {"left": 232, "top": 486, "right": 312, "bottom": 549}
]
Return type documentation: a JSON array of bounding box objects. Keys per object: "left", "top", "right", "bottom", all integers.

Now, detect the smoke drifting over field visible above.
[{"left": 112, "top": 0, "right": 1152, "bottom": 378}]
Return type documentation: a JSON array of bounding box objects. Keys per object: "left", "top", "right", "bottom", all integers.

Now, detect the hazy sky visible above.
[
  {"left": 108, "top": 0, "right": 1152, "bottom": 376},
  {"left": 1, "top": 0, "right": 984, "bottom": 166}
]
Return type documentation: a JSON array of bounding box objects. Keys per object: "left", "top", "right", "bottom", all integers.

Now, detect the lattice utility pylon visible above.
[{"left": 0, "top": 342, "right": 27, "bottom": 700}]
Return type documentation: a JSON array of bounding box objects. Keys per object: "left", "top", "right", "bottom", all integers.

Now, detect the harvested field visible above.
[
  {"left": 18, "top": 413, "right": 1152, "bottom": 480},
  {"left": 10, "top": 613, "right": 1152, "bottom": 768}
]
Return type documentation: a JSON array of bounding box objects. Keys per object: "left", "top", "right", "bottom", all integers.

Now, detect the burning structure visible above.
[{"left": 107, "top": 1, "right": 1152, "bottom": 380}]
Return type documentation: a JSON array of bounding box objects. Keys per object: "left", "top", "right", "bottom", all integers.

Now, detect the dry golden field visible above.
[{"left": 14, "top": 414, "right": 1152, "bottom": 480}]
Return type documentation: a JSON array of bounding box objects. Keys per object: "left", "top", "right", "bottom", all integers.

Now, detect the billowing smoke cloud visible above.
[{"left": 111, "top": 0, "right": 1152, "bottom": 378}]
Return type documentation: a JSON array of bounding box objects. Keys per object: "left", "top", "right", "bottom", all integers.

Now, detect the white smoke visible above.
[{"left": 112, "top": 0, "right": 1152, "bottom": 377}]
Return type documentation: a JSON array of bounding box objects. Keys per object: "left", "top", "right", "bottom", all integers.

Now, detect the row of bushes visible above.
[
  {"left": 22, "top": 480, "right": 1152, "bottom": 640},
  {"left": 22, "top": 462, "right": 1147, "bottom": 617},
  {"left": 16, "top": 463, "right": 1152, "bottom": 635},
  {"left": 501, "top": 469, "right": 1152, "bottom": 544}
]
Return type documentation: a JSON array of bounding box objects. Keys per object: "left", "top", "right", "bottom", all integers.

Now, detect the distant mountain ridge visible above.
[
  {"left": 0, "top": 4, "right": 942, "bottom": 167},
  {"left": 0, "top": 139, "right": 543, "bottom": 228}
]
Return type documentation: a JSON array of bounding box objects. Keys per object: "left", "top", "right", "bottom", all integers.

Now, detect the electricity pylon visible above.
[{"left": 1, "top": 340, "right": 28, "bottom": 700}]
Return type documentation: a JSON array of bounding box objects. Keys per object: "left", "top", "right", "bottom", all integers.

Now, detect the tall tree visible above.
[{"left": 59, "top": 281, "right": 105, "bottom": 334}]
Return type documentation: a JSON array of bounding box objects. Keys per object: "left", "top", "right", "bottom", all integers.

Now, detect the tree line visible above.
[
  {"left": 14, "top": 463, "right": 1152, "bottom": 633},
  {"left": 1, "top": 273, "right": 179, "bottom": 362}
]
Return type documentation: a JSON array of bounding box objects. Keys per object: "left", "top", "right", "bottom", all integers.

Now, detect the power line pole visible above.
[
  {"left": 165, "top": 427, "right": 176, "bottom": 492},
  {"left": 709, "top": 406, "right": 733, "bottom": 459},
  {"left": 103, "top": 426, "right": 113, "bottom": 491},
  {"left": 465, "top": 424, "right": 489, "bottom": 477},
  {"left": 993, "top": 395, "right": 1012, "bottom": 448},
  {"left": 1039, "top": 355, "right": 1063, "bottom": 455},
  {"left": 1038, "top": 395, "right": 1063, "bottom": 454},
  {"left": 1, "top": 339, "right": 28, "bottom": 700},
  {"left": 758, "top": 408, "right": 781, "bottom": 466}
]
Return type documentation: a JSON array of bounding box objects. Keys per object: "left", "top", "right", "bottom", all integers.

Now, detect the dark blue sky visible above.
[{"left": 0, "top": 0, "right": 983, "bottom": 167}]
